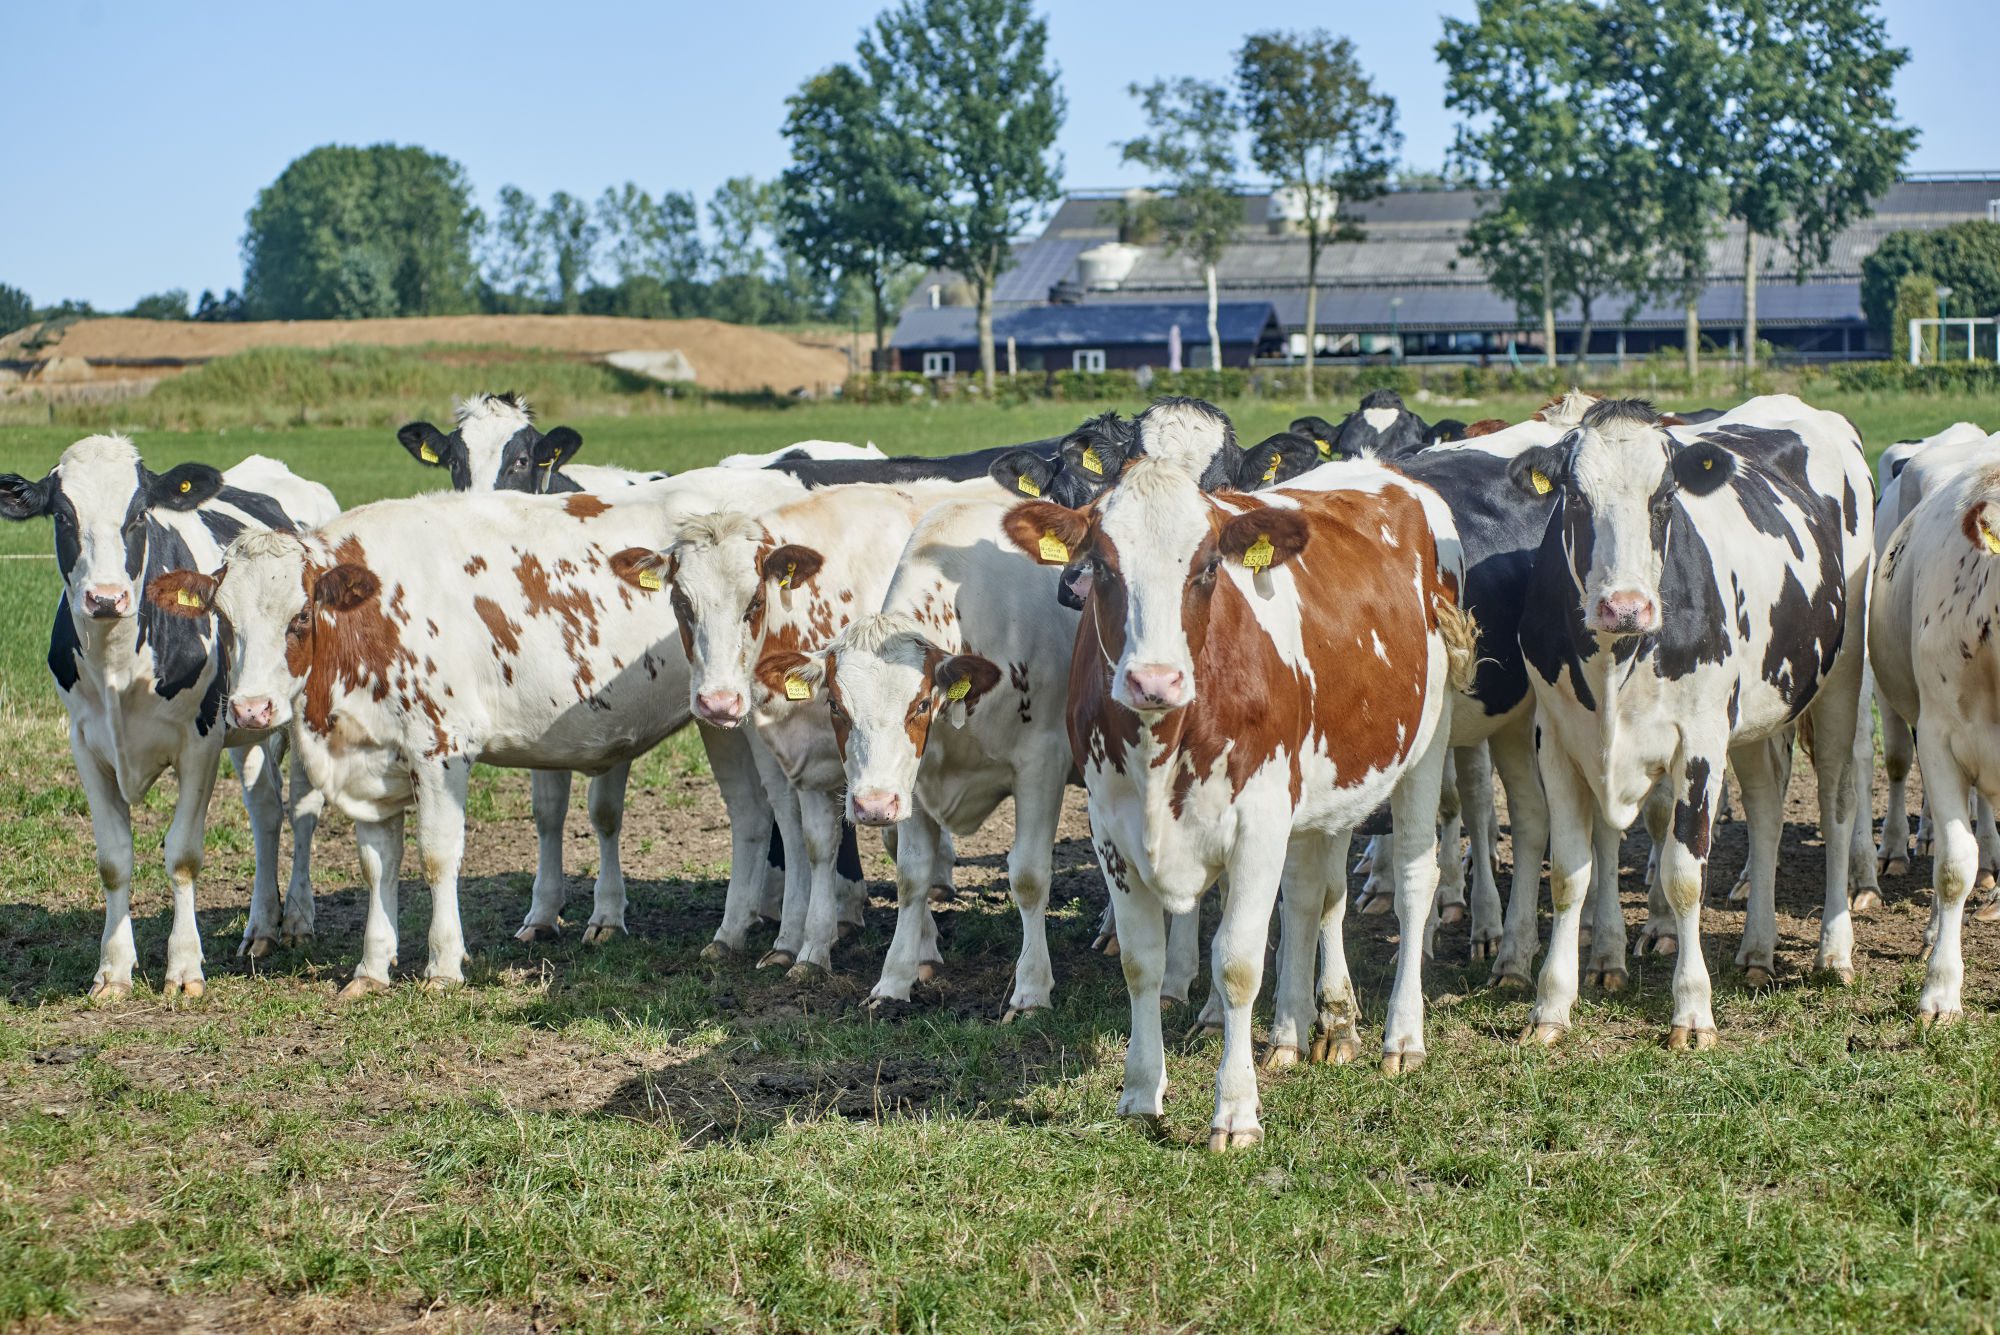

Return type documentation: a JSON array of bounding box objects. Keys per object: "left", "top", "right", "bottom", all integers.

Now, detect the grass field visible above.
[{"left": 2, "top": 395, "right": 1999, "bottom": 1331}]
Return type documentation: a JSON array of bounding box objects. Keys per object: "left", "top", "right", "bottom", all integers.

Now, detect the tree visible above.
[
  {"left": 127, "top": 290, "right": 189, "bottom": 320},
  {"left": 780, "top": 63, "right": 929, "bottom": 361},
  {"left": 705, "top": 176, "right": 780, "bottom": 325},
  {"left": 192, "top": 289, "right": 245, "bottom": 322},
  {"left": 539, "top": 191, "right": 598, "bottom": 313},
  {"left": 1238, "top": 30, "right": 1400, "bottom": 398},
  {"left": 242, "top": 144, "right": 482, "bottom": 319},
  {"left": 1119, "top": 77, "right": 1243, "bottom": 371},
  {"left": 1890, "top": 271, "right": 1938, "bottom": 363},
  {"left": 1716, "top": 0, "right": 1914, "bottom": 372},
  {"left": 0, "top": 283, "right": 34, "bottom": 337},
  {"left": 861, "top": 0, "right": 1065, "bottom": 390},
  {"left": 483, "top": 185, "right": 551, "bottom": 305},
  {"left": 1862, "top": 222, "right": 2000, "bottom": 344}
]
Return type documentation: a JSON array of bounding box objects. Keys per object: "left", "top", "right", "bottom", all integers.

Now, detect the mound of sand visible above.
[{"left": 0, "top": 315, "right": 851, "bottom": 395}]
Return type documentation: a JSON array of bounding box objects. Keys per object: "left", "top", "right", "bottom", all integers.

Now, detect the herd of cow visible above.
[{"left": 3, "top": 386, "right": 1995, "bottom": 1149}]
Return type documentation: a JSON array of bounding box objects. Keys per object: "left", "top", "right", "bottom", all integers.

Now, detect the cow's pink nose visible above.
[
  {"left": 1123, "top": 664, "right": 1188, "bottom": 709},
  {"left": 82, "top": 585, "right": 131, "bottom": 618},
  {"left": 1592, "top": 591, "right": 1658, "bottom": 634},
  {"left": 850, "top": 789, "right": 903, "bottom": 826},
  {"left": 695, "top": 690, "right": 745, "bottom": 725},
  {"left": 231, "top": 697, "right": 276, "bottom": 730}
]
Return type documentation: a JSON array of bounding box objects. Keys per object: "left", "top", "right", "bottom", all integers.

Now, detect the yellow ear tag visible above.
[
  {"left": 1531, "top": 470, "right": 1553, "bottom": 496},
  {"left": 1016, "top": 474, "right": 1040, "bottom": 498},
  {"left": 1242, "top": 535, "right": 1275, "bottom": 572},
  {"left": 1038, "top": 532, "right": 1069, "bottom": 564},
  {"left": 784, "top": 674, "right": 812, "bottom": 701},
  {"left": 420, "top": 443, "right": 440, "bottom": 464},
  {"left": 175, "top": 588, "right": 203, "bottom": 609},
  {"left": 540, "top": 457, "right": 556, "bottom": 470},
  {"left": 945, "top": 677, "right": 971, "bottom": 702},
  {"left": 1315, "top": 438, "right": 1331, "bottom": 459},
  {"left": 1080, "top": 446, "right": 1104, "bottom": 475},
  {"left": 780, "top": 562, "right": 796, "bottom": 589},
  {"left": 1982, "top": 523, "right": 2000, "bottom": 556},
  {"left": 178, "top": 479, "right": 192, "bottom": 494},
  {"left": 637, "top": 568, "right": 662, "bottom": 591},
  {"left": 1702, "top": 457, "right": 1713, "bottom": 470},
  {"left": 1261, "top": 453, "right": 1281, "bottom": 484}
]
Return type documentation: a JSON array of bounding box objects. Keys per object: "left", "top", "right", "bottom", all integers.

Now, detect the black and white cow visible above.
[
  {"left": 0, "top": 436, "right": 337, "bottom": 998},
  {"left": 1511, "top": 395, "right": 1872, "bottom": 1049},
  {"left": 1326, "top": 389, "right": 1432, "bottom": 462}
]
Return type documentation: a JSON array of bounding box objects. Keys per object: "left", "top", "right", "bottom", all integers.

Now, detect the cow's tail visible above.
[{"left": 1434, "top": 598, "right": 1481, "bottom": 696}]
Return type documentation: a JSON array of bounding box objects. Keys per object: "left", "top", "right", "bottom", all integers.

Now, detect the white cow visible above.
[{"left": 718, "top": 440, "right": 886, "bottom": 469}]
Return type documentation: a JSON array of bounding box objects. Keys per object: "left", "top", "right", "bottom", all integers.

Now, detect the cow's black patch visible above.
[
  {"left": 147, "top": 463, "right": 225, "bottom": 511},
  {"left": 1331, "top": 389, "right": 1429, "bottom": 461},
  {"left": 46, "top": 598, "right": 81, "bottom": 692},
  {"left": 199, "top": 509, "right": 247, "bottom": 549},
  {"left": 195, "top": 646, "right": 227, "bottom": 737},
  {"left": 135, "top": 520, "right": 213, "bottom": 702},
  {"left": 1519, "top": 502, "right": 1601, "bottom": 710},
  {"left": 216, "top": 486, "right": 299, "bottom": 533},
  {"left": 1653, "top": 501, "right": 1732, "bottom": 680},
  {"left": 1674, "top": 756, "right": 1715, "bottom": 860},
  {"left": 777, "top": 441, "right": 1058, "bottom": 489},
  {"left": 1761, "top": 568, "right": 1839, "bottom": 719}
]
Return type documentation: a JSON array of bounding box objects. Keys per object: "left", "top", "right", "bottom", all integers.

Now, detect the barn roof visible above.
[{"left": 890, "top": 301, "right": 1282, "bottom": 351}]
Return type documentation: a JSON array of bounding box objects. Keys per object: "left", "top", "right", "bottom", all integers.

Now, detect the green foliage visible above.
[
  {"left": 0, "top": 283, "right": 31, "bottom": 337},
  {"left": 1816, "top": 358, "right": 2000, "bottom": 394},
  {"left": 192, "top": 288, "right": 245, "bottom": 323},
  {"left": 1120, "top": 78, "right": 1243, "bottom": 372},
  {"left": 242, "top": 144, "right": 483, "bottom": 320},
  {"left": 595, "top": 184, "right": 705, "bottom": 290},
  {"left": 540, "top": 191, "right": 598, "bottom": 314},
  {"left": 125, "top": 289, "right": 190, "bottom": 321},
  {"left": 481, "top": 184, "right": 550, "bottom": 302},
  {"left": 1864, "top": 222, "right": 2000, "bottom": 342},
  {"left": 1890, "top": 273, "right": 1939, "bottom": 364}
]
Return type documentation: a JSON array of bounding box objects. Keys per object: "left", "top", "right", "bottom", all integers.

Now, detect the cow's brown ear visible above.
[
  {"left": 1216, "top": 508, "right": 1309, "bottom": 573},
  {"left": 934, "top": 654, "right": 1002, "bottom": 705},
  {"left": 609, "top": 546, "right": 672, "bottom": 591},
  {"left": 313, "top": 563, "right": 379, "bottom": 612},
  {"left": 1002, "top": 500, "right": 1089, "bottom": 566},
  {"left": 761, "top": 544, "right": 824, "bottom": 589},
  {"left": 1963, "top": 502, "right": 2000, "bottom": 557},
  {"left": 146, "top": 569, "right": 220, "bottom": 618},
  {"left": 755, "top": 649, "right": 820, "bottom": 702}
]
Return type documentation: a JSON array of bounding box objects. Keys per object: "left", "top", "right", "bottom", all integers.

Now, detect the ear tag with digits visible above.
[
  {"left": 945, "top": 676, "right": 972, "bottom": 702},
  {"left": 1080, "top": 445, "right": 1104, "bottom": 475},
  {"left": 1315, "top": 438, "right": 1331, "bottom": 459},
  {"left": 1016, "top": 474, "right": 1040, "bottom": 498},
  {"left": 176, "top": 588, "right": 203, "bottom": 609},
  {"left": 1531, "top": 470, "right": 1553, "bottom": 496},
  {"left": 780, "top": 562, "right": 796, "bottom": 589},
  {"left": 1242, "top": 535, "right": 1275, "bottom": 573},
  {"left": 1982, "top": 522, "right": 2000, "bottom": 556},
  {"left": 1261, "top": 452, "right": 1281, "bottom": 483},
  {"left": 784, "top": 674, "right": 812, "bottom": 701},
  {"left": 1038, "top": 532, "right": 1069, "bottom": 564},
  {"left": 420, "top": 442, "right": 440, "bottom": 464},
  {"left": 637, "top": 568, "right": 662, "bottom": 591}
]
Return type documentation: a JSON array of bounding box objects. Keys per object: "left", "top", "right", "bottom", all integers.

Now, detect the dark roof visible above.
[{"left": 890, "top": 301, "right": 1280, "bottom": 351}]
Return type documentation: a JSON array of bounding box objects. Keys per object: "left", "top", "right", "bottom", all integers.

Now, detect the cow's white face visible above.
[
  {"left": 210, "top": 537, "right": 314, "bottom": 732},
  {"left": 397, "top": 394, "right": 581, "bottom": 494},
  {"left": 663, "top": 516, "right": 779, "bottom": 728},
  {"left": 1563, "top": 419, "right": 1674, "bottom": 636},
  {"left": 1092, "top": 460, "right": 1216, "bottom": 713}
]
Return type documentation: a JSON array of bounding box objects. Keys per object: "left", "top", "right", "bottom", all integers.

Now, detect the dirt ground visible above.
[{"left": 0, "top": 316, "right": 851, "bottom": 395}]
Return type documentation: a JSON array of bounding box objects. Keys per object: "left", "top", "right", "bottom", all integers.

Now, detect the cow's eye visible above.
[
  {"left": 287, "top": 610, "right": 311, "bottom": 637},
  {"left": 827, "top": 697, "right": 846, "bottom": 720},
  {"left": 1195, "top": 555, "right": 1221, "bottom": 585}
]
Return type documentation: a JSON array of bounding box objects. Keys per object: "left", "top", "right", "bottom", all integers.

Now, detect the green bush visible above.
[
  {"left": 1891, "top": 273, "right": 1938, "bottom": 365},
  {"left": 1815, "top": 359, "right": 2000, "bottom": 394}
]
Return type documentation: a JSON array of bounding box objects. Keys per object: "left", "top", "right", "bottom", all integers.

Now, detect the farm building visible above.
[
  {"left": 894, "top": 174, "right": 2000, "bottom": 367},
  {"left": 888, "top": 300, "right": 1285, "bottom": 375}
]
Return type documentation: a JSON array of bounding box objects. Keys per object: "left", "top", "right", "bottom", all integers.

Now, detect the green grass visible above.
[{"left": 2, "top": 396, "right": 1999, "bottom": 1330}]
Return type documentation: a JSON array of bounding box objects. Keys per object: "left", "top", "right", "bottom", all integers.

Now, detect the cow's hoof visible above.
[
  {"left": 1821, "top": 963, "right": 1856, "bottom": 985},
  {"left": 1974, "top": 894, "right": 2000, "bottom": 924},
  {"left": 1917, "top": 1006, "right": 1960, "bottom": 1029},
  {"left": 1309, "top": 1034, "right": 1360, "bottom": 1065},
  {"left": 1519, "top": 1022, "right": 1565, "bottom": 1047},
  {"left": 281, "top": 931, "right": 314, "bottom": 950},
  {"left": 161, "top": 978, "right": 205, "bottom": 999},
  {"left": 581, "top": 924, "right": 621, "bottom": 946},
  {"left": 1590, "top": 968, "right": 1627, "bottom": 993},
  {"left": 1664, "top": 1025, "right": 1718, "bottom": 1051},
  {"left": 914, "top": 961, "right": 937, "bottom": 983},
  {"left": 756, "top": 949, "right": 795, "bottom": 970},
  {"left": 515, "top": 923, "right": 560, "bottom": 944},
  {"left": 1743, "top": 965, "right": 1773, "bottom": 989},
  {"left": 1980, "top": 869, "right": 1998, "bottom": 891},
  {"left": 1492, "top": 970, "right": 1532, "bottom": 991},
  {"left": 88, "top": 980, "right": 131, "bottom": 1004},
  {"left": 1261, "top": 1044, "right": 1299, "bottom": 1072},
  {"left": 1380, "top": 1049, "right": 1425, "bottom": 1077},
  {"left": 336, "top": 976, "right": 390, "bottom": 1003},
  {"left": 1356, "top": 891, "right": 1393, "bottom": 916},
  {"left": 836, "top": 920, "right": 861, "bottom": 942},
  {"left": 785, "top": 961, "right": 825, "bottom": 983},
  {"left": 699, "top": 941, "right": 733, "bottom": 962},
  {"left": 1438, "top": 903, "right": 1466, "bottom": 926},
  {"left": 1881, "top": 856, "right": 1908, "bottom": 877},
  {"left": 1727, "top": 878, "right": 1750, "bottom": 905},
  {"left": 1207, "top": 1127, "right": 1263, "bottom": 1152},
  {"left": 1183, "top": 1019, "right": 1224, "bottom": 1042},
  {"left": 1636, "top": 932, "right": 1679, "bottom": 958},
  {"left": 1468, "top": 938, "right": 1498, "bottom": 962},
  {"left": 1000, "top": 1005, "right": 1046, "bottom": 1024},
  {"left": 1850, "top": 889, "right": 1882, "bottom": 914},
  {"left": 420, "top": 975, "right": 461, "bottom": 993},
  {"left": 1576, "top": 927, "right": 1594, "bottom": 952},
  {"left": 240, "top": 937, "right": 276, "bottom": 960},
  {"left": 1353, "top": 853, "right": 1377, "bottom": 876},
  {"left": 1093, "top": 933, "right": 1120, "bottom": 958},
  {"left": 927, "top": 883, "right": 953, "bottom": 903}
]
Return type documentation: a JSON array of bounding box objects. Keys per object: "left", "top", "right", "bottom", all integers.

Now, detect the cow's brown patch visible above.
[
  {"left": 564, "top": 493, "right": 612, "bottom": 520},
  {"left": 515, "top": 553, "right": 603, "bottom": 698},
  {"left": 295, "top": 537, "right": 417, "bottom": 741},
  {"left": 1463, "top": 418, "right": 1508, "bottom": 438},
  {"left": 463, "top": 556, "right": 487, "bottom": 576},
  {"left": 473, "top": 597, "right": 522, "bottom": 658}
]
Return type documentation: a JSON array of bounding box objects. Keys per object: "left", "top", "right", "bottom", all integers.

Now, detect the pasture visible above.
[{"left": 1, "top": 394, "right": 1998, "bottom": 1331}]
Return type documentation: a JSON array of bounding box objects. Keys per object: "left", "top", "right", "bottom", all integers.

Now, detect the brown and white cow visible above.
[{"left": 1006, "top": 457, "right": 1472, "bottom": 1148}]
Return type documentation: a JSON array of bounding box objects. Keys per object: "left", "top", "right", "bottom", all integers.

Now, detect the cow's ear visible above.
[
  {"left": 0, "top": 472, "right": 55, "bottom": 521},
  {"left": 1236, "top": 434, "right": 1320, "bottom": 489},
  {"left": 148, "top": 463, "right": 224, "bottom": 511},
  {"left": 754, "top": 649, "right": 820, "bottom": 702},
  {"left": 533, "top": 427, "right": 583, "bottom": 472},
  {"left": 1003, "top": 500, "right": 1090, "bottom": 566},
  {"left": 761, "top": 543, "right": 823, "bottom": 589},
  {"left": 1062, "top": 423, "right": 1134, "bottom": 481},
  {"left": 989, "top": 448, "right": 1060, "bottom": 501},
  {"left": 1217, "top": 507, "right": 1309, "bottom": 573},
  {"left": 609, "top": 546, "right": 672, "bottom": 592},
  {"left": 1964, "top": 502, "right": 2000, "bottom": 557},
  {"left": 398, "top": 422, "right": 453, "bottom": 467},
  {"left": 1671, "top": 439, "right": 1735, "bottom": 497},
  {"left": 313, "top": 563, "right": 379, "bottom": 612},
  {"left": 934, "top": 653, "right": 1002, "bottom": 705},
  {"left": 1509, "top": 444, "right": 1567, "bottom": 498},
  {"left": 145, "top": 569, "right": 220, "bottom": 618}
]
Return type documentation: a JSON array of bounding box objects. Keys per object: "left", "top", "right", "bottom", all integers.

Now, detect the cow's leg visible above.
[
  {"left": 1729, "top": 737, "right": 1785, "bottom": 987},
  {"left": 1457, "top": 741, "right": 1503, "bottom": 955},
  {"left": 867, "top": 809, "right": 944, "bottom": 1007},
  {"left": 282, "top": 743, "right": 320, "bottom": 945},
  {"left": 1584, "top": 814, "right": 1628, "bottom": 990},
  {"left": 1880, "top": 700, "right": 1916, "bottom": 867},
  {"left": 925, "top": 827, "right": 957, "bottom": 904},
  {"left": 1163, "top": 906, "right": 1200, "bottom": 1006},
  {"left": 517, "top": 769, "right": 571, "bottom": 942},
  {"left": 1109, "top": 866, "right": 1171, "bottom": 1127},
  {"left": 581, "top": 763, "right": 630, "bottom": 945},
  {"left": 1310, "top": 832, "right": 1362, "bottom": 1065},
  {"left": 756, "top": 744, "right": 811, "bottom": 968},
  {"left": 1489, "top": 716, "right": 1545, "bottom": 978},
  {"left": 1811, "top": 631, "right": 1865, "bottom": 984},
  {"left": 1208, "top": 833, "right": 1289, "bottom": 1150},
  {"left": 414, "top": 761, "right": 472, "bottom": 988},
  {"left": 700, "top": 723, "right": 777, "bottom": 956},
  {"left": 1353, "top": 834, "right": 1380, "bottom": 878},
  {"left": 787, "top": 789, "right": 846, "bottom": 975},
  {"left": 1003, "top": 764, "right": 1066, "bottom": 1020},
  {"left": 1357, "top": 835, "right": 1396, "bottom": 916},
  {"left": 1523, "top": 743, "right": 1593, "bottom": 1044},
  {"left": 1635, "top": 781, "right": 1678, "bottom": 957},
  {"left": 74, "top": 740, "right": 136, "bottom": 1001},
  {"left": 1189, "top": 878, "right": 1230, "bottom": 1031},
  {"left": 1849, "top": 670, "right": 1881, "bottom": 908},
  {"left": 1975, "top": 796, "right": 2000, "bottom": 891},
  {"left": 1915, "top": 732, "right": 1978, "bottom": 1025},
  {"left": 1270, "top": 835, "right": 1329, "bottom": 1065},
  {"left": 160, "top": 743, "right": 225, "bottom": 997},
  {"left": 342, "top": 815, "right": 406, "bottom": 999},
  {"left": 1383, "top": 717, "right": 1450, "bottom": 1072},
  {"left": 1092, "top": 897, "right": 1120, "bottom": 956},
  {"left": 236, "top": 740, "right": 286, "bottom": 959},
  {"left": 1435, "top": 748, "right": 1467, "bottom": 924},
  {"left": 838, "top": 820, "right": 870, "bottom": 931},
  {"left": 1661, "top": 750, "right": 1725, "bottom": 1049}
]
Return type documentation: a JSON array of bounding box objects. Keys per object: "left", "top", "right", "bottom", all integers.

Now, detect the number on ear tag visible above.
[
  {"left": 1016, "top": 474, "right": 1040, "bottom": 497},
  {"left": 1080, "top": 446, "right": 1104, "bottom": 475},
  {"left": 1242, "top": 535, "right": 1275, "bottom": 572},
  {"left": 1038, "top": 532, "right": 1069, "bottom": 564},
  {"left": 1982, "top": 522, "right": 2000, "bottom": 556},
  {"left": 945, "top": 677, "right": 971, "bottom": 702},
  {"left": 637, "top": 568, "right": 662, "bottom": 591},
  {"left": 1315, "top": 438, "right": 1331, "bottom": 459},
  {"left": 1261, "top": 452, "right": 1281, "bottom": 483},
  {"left": 784, "top": 675, "right": 812, "bottom": 701},
  {"left": 420, "top": 443, "right": 440, "bottom": 464},
  {"left": 175, "top": 588, "right": 203, "bottom": 609},
  {"left": 1531, "top": 470, "right": 1553, "bottom": 496}
]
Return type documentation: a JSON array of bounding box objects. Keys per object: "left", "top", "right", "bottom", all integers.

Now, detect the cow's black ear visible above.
[
  {"left": 1672, "top": 439, "right": 1735, "bottom": 497},
  {"left": 149, "top": 463, "right": 225, "bottom": 511},
  {"left": 1237, "top": 433, "right": 1321, "bottom": 489},
  {"left": 533, "top": 427, "right": 584, "bottom": 472},
  {"left": 989, "top": 448, "right": 1060, "bottom": 501},
  {"left": 0, "top": 472, "right": 56, "bottom": 521},
  {"left": 1509, "top": 444, "right": 1567, "bottom": 498},
  {"left": 398, "top": 422, "right": 453, "bottom": 467},
  {"left": 1062, "top": 421, "right": 1134, "bottom": 481}
]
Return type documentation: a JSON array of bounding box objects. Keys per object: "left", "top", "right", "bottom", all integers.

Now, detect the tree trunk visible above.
[
  {"left": 1742, "top": 226, "right": 1759, "bottom": 374},
  {"left": 1303, "top": 236, "right": 1320, "bottom": 401},
  {"left": 1205, "top": 261, "right": 1222, "bottom": 372},
  {"left": 1576, "top": 296, "right": 1594, "bottom": 374},
  {"left": 976, "top": 274, "right": 996, "bottom": 393},
  {"left": 1684, "top": 298, "right": 1699, "bottom": 380},
  {"left": 1541, "top": 249, "right": 1557, "bottom": 368},
  {"left": 870, "top": 272, "right": 888, "bottom": 367}
]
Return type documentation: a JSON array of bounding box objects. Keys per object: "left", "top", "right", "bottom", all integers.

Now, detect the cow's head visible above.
[
  {"left": 1131, "top": 396, "right": 1242, "bottom": 486},
  {"left": 1330, "top": 389, "right": 1429, "bottom": 461},
  {"left": 1289, "top": 415, "right": 1341, "bottom": 461},
  {"left": 783, "top": 613, "right": 1001, "bottom": 825},
  {"left": 1005, "top": 457, "right": 1307, "bottom": 715},
  {"left": 397, "top": 392, "right": 583, "bottom": 494},
  {"left": 1509, "top": 398, "right": 1735, "bottom": 637},
  {"left": 0, "top": 435, "right": 224, "bottom": 623}
]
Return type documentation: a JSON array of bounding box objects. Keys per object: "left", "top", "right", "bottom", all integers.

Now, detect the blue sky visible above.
[{"left": 7, "top": 1, "right": 1990, "bottom": 309}]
